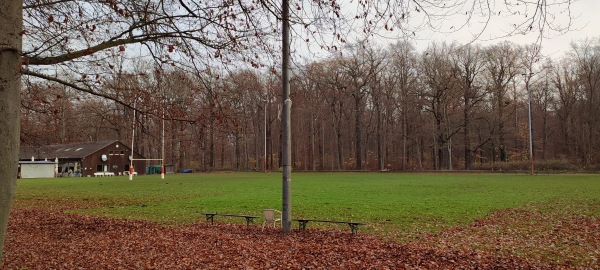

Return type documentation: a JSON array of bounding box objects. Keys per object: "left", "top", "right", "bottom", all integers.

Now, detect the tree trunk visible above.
[
  {"left": 333, "top": 103, "right": 343, "bottom": 170},
  {"left": 209, "top": 121, "right": 215, "bottom": 170},
  {"left": 376, "top": 107, "right": 384, "bottom": 171},
  {"left": 178, "top": 139, "right": 184, "bottom": 172},
  {"left": 542, "top": 94, "right": 548, "bottom": 161},
  {"left": 0, "top": 0, "right": 23, "bottom": 260},
  {"left": 319, "top": 123, "right": 324, "bottom": 170},
  {"left": 235, "top": 132, "right": 240, "bottom": 171},
  {"left": 401, "top": 107, "right": 407, "bottom": 170},
  {"left": 220, "top": 138, "right": 225, "bottom": 168},
  {"left": 434, "top": 111, "right": 445, "bottom": 170},
  {"left": 254, "top": 115, "right": 259, "bottom": 171},
  {"left": 498, "top": 95, "right": 507, "bottom": 162},
  {"left": 354, "top": 97, "right": 362, "bottom": 170},
  {"left": 464, "top": 98, "right": 472, "bottom": 170},
  {"left": 270, "top": 125, "right": 274, "bottom": 170},
  {"left": 499, "top": 121, "right": 507, "bottom": 162},
  {"left": 171, "top": 121, "right": 177, "bottom": 170},
  {"left": 310, "top": 115, "right": 316, "bottom": 171}
]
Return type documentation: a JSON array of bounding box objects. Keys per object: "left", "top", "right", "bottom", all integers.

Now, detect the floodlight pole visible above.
[
  {"left": 161, "top": 107, "right": 165, "bottom": 179},
  {"left": 264, "top": 94, "right": 267, "bottom": 174},
  {"left": 281, "top": 0, "right": 292, "bottom": 233},
  {"left": 129, "top": 100, "right": 136, "bottom": 181},
  {"left": 523, "top": 72, "right": 535, "bottom": 175}
]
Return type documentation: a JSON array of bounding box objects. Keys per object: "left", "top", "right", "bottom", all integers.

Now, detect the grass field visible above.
[{"left": 14, "top": 172, "right": 600, "bottom": 241}]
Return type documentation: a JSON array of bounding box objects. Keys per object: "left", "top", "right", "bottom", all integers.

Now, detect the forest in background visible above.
[
  {"left": 20, "top": 38, "right": 600, "bottom": 172},
  {"left": 1, "top": 0, "right": 586, "bottom": 263}
]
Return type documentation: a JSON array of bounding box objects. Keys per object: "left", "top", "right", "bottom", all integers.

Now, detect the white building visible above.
[{"left": 19, "top": 160, "right": 57, "bottom": 179}]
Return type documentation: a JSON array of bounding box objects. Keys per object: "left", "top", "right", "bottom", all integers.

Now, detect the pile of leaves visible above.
[{"left": 0, "top": 209, "right": 559, "bottom": 269}]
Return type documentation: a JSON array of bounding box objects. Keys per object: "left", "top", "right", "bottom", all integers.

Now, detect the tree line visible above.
[
  {"left": 21, "top": 38, "right": 600, "bottom": 172},
  {"left": 1, "top": 0, "right": 579, "bottom": 260}
]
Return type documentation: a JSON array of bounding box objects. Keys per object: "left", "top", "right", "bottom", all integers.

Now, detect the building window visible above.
[{"left": 96, "top": 165, "right": 103, "bottom": 172}]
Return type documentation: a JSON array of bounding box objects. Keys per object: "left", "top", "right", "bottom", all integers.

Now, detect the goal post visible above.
[
  {"left": 128, "top": 159, "right": 164, "bottom": 179},
  {"left": 129, "top": 99, "right": 167, "bottom": 180}
]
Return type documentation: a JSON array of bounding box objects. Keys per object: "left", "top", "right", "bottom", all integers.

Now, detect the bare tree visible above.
[
  {"left": 387, "top": 41, "right": 421, "bottom": 170},
  {"left": 483, "top": 42, "right": 522, "bottom": 163},
  {"left": 311, "top": 59, "right": 348, "bottom": 170},
  {"left": 569, "top": 39, "right": 600, "bottom": 167},
  {"left": 552, "top": 57, "right": 579, "bottom": 159},
  {"left": 531, "top": 60, "right": 556, "bottom": 161},
  {"left": 338, "top": 42, "right": 385, "bottom": 170},
  {"left": 420, "top": 42, "right": 462, "bottom": 170},
  {"left": 0, "top": 0, "right": 579, "bottom": 259},
  {"left": 451, "top": 44, "right": 486, "bottom": 170},
  {"left": 296, "top": 65, "right": 324, "bottom": 171}
]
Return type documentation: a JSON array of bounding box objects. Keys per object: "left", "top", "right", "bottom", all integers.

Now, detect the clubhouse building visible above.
[{"left": 19, "top": 140, "right": 146, "bottom": 177}]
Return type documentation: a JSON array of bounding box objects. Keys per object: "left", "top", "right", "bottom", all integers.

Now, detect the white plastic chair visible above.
[{"left": 262, "top": 209, "right": 282, "bottom": 231}]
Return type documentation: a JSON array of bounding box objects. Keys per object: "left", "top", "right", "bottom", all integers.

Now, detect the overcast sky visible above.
[
  {"left": 408, "top": 0, "right": 599, "bottom": 58},
  {"left": 291, "top": 0, "right": 598, "bottom": 64}
]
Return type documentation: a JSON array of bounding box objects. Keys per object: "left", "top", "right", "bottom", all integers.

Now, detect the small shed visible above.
[
  {"left": 164, "top": 164, "right": 175, "bottom": 174},
  {"left": 146, "top": 164, "right": 176, "bottom": 175},
  {"left": 19, "top": 160, "right": 56, "bottom": 179},
  {"left": 146, "top": 165, "right": 162, "bottom": 175}
]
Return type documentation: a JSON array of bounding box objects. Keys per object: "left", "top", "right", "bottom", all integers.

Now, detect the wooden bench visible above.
[
  {"left": 202, "top": 212, "right": 259, "bottom": 228},
  {"left": 293, "top": 219, "right": 367, "bottom": 235},
  {"left": 93, "top": 172, "right": 115, "bottom": 177}
]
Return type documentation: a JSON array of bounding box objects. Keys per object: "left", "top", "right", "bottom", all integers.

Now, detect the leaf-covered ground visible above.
[
  {"left": 413, "top": 204, "right": 600, "bottom": 269},
  {"left": 3, "top": 209, "right": 596, "bottom": 269}
]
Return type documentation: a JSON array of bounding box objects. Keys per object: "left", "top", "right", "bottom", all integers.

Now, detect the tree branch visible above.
[
  {"left": 22, "top": 68, "right": 132, "bottom": 107},
  {"left": 23, "top": 0, "right": 76, "bottom": 9},
  {"left": 22, "top": 68, "right": 199, "bottom": 124}
]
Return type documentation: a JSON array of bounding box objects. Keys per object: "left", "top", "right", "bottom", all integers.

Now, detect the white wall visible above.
[{"left": 20, "top": 163, "right": 55, "bottom": 179}]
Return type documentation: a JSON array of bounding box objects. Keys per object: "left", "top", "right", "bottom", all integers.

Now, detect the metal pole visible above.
[
  {"left": 264, "top": 96, "right": 267, "bottom": 174},
  {"left": 525, "top": 73, "right": 534, "bottom": 175},
  {"left": 129, "top": 101, "right": 136, "bottom": 181},
  {"left": 160, "top": 72, "right": 165, "bottom": 180},
  {"left": 281, "top": 0, "right": 292, "bottom": 233},
  {"left": 161, "top": 107, "right": 165, "bottom": 179}
]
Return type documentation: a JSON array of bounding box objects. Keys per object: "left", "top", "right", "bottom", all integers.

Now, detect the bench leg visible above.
[
  {"left": 245, "top": 217, "right": 255, "bottom": 228},
  {"left": 297, "top": 220, "right": 308, "bottom": 230},
  {"left": 205, "top": 214, "right": 215, "bottom": 224},
  {"left": 348, "top": 224, "right": 359, "bottom": 235}
]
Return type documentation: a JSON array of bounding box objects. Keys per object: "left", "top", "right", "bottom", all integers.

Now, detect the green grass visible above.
[{"left": 14, "top": 172, "right": 600, "bottom": 240}]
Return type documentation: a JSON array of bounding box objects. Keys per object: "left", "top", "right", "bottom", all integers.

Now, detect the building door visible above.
[{"left": 109, "top": 150, "right": 126, "bottom": 174}]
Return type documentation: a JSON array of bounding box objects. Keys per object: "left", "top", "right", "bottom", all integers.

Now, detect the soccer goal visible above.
[{"left": 128, "top": 101, "right": 166, "bottom": 181}]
